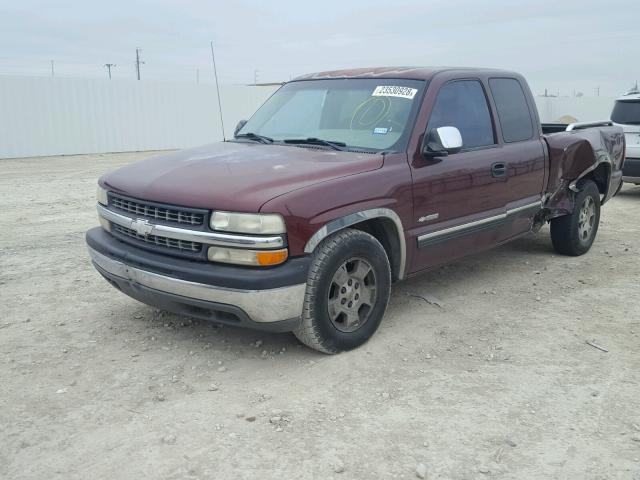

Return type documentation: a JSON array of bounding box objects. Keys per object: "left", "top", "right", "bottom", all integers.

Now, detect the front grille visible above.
[
  {"left": 110, "top": 194, "right": 205, "bottom": 226},
  {"left": 113, "top": 224, "right": 202, "bottom": 253}
]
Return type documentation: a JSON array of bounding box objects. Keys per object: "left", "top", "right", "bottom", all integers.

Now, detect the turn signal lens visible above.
[
  {"left": 255, "top": 249, "right": 289, "bottom": 266},
  {"left": 98, "top": 216, "right": 111, "bottom": 232},
  {"left": 207, "top": 247, "right": 288, "bottom": 266}
]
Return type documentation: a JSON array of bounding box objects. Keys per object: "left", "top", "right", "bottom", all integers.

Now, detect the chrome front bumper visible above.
[{"left": 88, "top": 246, "right": 306, "bottom": 324}]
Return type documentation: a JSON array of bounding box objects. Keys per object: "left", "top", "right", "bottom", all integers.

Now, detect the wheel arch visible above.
[
  {"left": 303, "top": 208, "right": 406, "bottom": 281},
  {"left": 580, "top": 162, "right": 611, "bottom": 198}
]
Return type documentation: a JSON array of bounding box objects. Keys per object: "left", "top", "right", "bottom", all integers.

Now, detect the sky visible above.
[{"left": 1, "top": 0, "right": 639, "bottom": 97}]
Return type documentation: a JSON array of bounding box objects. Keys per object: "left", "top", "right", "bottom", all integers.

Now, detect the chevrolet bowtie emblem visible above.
[{"left": 131, "top": 218, "right": 153, "bottom": 236}]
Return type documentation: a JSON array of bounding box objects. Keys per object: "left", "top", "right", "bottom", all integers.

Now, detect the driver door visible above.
[{"left": 408, "top": 79, "right": 510, "bottom": 273}]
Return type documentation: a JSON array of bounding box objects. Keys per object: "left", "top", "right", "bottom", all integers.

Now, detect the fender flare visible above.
[{"left": 303, "top": 207, "right": 407, "bottom": 280}]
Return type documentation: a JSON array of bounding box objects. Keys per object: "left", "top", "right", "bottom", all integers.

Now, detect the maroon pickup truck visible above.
[{"left": 87, "top": 67, "right": 625, "bottom": 353}]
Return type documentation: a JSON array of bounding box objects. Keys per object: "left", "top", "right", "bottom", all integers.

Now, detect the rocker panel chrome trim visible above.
[{"left": 417, "top": 201, "right": 542, "bottom": 245}]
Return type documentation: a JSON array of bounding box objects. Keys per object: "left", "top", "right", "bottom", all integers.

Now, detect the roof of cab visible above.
[{"left": 292, "top": 66, "right": 519, "bottom": 81}]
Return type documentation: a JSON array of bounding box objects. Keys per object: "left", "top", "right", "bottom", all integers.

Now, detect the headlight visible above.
[
  {"left": 207, "top": 246, "right": 288, "bottom": 266},
  {"left": 210, "top": 211, "right": 285, "bottom": 234},
  {"left": 97, "top": 185, "right": 108, "bottom": 205}
]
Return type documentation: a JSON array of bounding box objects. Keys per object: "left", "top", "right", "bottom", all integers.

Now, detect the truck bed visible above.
[{"left": 541, "top": 121, "right": 625, "bottom": 214}]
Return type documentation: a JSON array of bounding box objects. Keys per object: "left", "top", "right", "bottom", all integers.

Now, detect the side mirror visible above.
[
  {"left": 422, "top": 126, "right": 463, "bottom": 158},
  {"left": 234, "top": 120, "right": 247, "bottom": 137}
]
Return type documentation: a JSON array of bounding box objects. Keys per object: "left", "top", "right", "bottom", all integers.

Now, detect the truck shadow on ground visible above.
[
  {"left": 120, "top": 228, "right": 559, "bottom": 359},
  {"left": 617, "top": 184, "right": 640, "bottom": 197}
]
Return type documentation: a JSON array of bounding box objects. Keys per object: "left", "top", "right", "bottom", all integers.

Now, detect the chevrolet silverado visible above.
[{"left": 86, "top": 67, "right": 625, "bottom": 353}]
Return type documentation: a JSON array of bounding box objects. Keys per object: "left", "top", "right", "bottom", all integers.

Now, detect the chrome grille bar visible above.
[
  {"left": 113, "top": 224, "right": 202, "bottom": 252},
  {"left": 97, "top": 204, "right": 285, "bottom": 249}
]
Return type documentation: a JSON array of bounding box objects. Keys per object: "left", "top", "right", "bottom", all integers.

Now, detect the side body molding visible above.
[{"left": 303, "top": 208, "right": 406, "bottom": 280}]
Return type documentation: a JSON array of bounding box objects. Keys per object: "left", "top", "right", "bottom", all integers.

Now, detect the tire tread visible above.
[
  {"left": 293, "top": 229, "right": 390, "bottom": 354},
  {"left": 550, "top": 179, "right": 600, "bottom": 256}
]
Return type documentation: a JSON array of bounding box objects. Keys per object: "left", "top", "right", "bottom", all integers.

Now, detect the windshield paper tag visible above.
[
  {"left": 372, "top": 85, "right": 417, "bottom": 99},
  {"left": 373, "top": 127, "right": 389, "bottom": 135}
]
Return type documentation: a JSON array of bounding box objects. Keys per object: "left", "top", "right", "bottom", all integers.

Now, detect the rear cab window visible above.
[{"left": 489, "top": 78, "right": 534, "bottom": 143}]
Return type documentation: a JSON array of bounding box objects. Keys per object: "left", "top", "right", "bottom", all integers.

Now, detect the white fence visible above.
[
  {"left": 0, "top": 76, "right": 278, "bottom": 159},
  {"left": 0, "top": 75, "right": 618, "bottom": 159},
  {"left": 534, "top": 96, "right": 616, "bottom": 124}
]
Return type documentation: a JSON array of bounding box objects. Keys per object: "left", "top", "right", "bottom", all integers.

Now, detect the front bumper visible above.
[
  {"left": 86, "top": 228, "right": 309, "bottom": 331},
  {"left": 622, "top": 156, "right": 640, "bottom": 184}
]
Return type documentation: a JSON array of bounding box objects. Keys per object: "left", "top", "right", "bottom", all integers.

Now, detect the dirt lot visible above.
[{"left": 1, "top": 152, "right": 639, "bottom": 480}]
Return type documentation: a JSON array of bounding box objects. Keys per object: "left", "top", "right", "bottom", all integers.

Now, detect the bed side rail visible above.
[{"left": 565, "top": 120, "right": 613, "bottom": 131}]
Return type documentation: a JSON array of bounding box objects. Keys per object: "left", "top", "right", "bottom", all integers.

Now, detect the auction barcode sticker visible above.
[{"left": 371, "top": 85, "right": 418, "bottom": 99}]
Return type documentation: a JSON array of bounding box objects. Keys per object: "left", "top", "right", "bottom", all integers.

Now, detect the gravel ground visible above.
[{"left": 1, "top": 152, "right": 639, "bottom": 480}]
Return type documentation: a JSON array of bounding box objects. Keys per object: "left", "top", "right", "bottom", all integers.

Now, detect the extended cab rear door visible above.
[{"left": 486, "top": 77, "right": 546, "bottom": 236}]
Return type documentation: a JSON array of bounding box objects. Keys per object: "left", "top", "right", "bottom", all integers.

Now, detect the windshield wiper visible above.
[
  {"left": 234, "top": 132, "right": 274, "bottom": 144},
  {"left": 283, "top": 137, "right": 347, "bottom": 151}
]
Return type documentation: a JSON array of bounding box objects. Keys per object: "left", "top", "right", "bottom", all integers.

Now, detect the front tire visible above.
[
  {"left": 550, "top": 179, "right": 601, "bottom": 256},
  {"left": 293, "top": 229, "right": 391, "bottom": 354}
]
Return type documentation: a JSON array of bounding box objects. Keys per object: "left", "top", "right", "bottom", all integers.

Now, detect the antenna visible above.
[{"left": 210, "top": 41, "right": 226, "bottom": 141}]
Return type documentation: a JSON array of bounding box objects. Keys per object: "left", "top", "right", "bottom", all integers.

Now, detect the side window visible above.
[
  {"left": 427, "top": 80, "right": 495, "bottom": 149},
  {"left": 489, "top": 78, "right": 534, "bottom": 143}
]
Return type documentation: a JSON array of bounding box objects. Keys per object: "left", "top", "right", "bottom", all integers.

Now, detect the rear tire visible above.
[
  {"left": 293, "top": 229, "right": 391, "bottom": 354},
  {"left": 550, "top": 179, "right": 601, "bottom": 256}
]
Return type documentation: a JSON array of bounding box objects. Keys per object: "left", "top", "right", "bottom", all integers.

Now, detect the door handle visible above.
[{"left": 491, "top": 162, "right": 508, "bottom": 178}]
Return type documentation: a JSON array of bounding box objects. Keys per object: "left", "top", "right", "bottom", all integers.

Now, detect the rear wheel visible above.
[
  {"left": 293, "top": 229, "right": 391, "bottom": 354},
  {"left": 550, "top": 179, "right": 601, "bottom": 256}
]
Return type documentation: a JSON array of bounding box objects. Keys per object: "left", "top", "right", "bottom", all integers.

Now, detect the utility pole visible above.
[
  {"left": 104, "top": 63, "right": 116, "bottom": 79},
  {"left": 196, "top": 69, "right": 200, "bottom": 84},
  {"left": 254, "top": 69, "right": 259, "bottom": 84},
  {"left": 594, "top": 86, "right": 600, "bottom": 97},
  {"left": 50, "top": 60, "right": 55, "bottom": 77},
  {"left": 135, "top": 48, "right": 144, "bottom": 80}
]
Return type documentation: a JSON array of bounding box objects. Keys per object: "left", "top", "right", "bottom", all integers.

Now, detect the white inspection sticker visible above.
[{"left": 371, "top": 85, "right": 418, "bottom": 99}]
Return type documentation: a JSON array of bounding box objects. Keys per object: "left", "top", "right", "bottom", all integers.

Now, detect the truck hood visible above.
[{"left": 101, "top": 142, "right": 383, "bottom": 211}]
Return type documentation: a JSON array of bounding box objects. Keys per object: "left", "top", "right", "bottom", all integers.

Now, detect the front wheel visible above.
[
  {"left": 550, "top": 179, "right": 601, "bottom": 256},
  {"left": 293, "top": 229, "right": 391, "bottom": 354}
]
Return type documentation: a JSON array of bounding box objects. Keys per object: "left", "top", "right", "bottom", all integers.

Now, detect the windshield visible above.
[
  {"left": 237, "top": 78, "right": 426, "bottom": 152},
  {"left": 611, "top": 100, "right": 640, "bottom": 125}
]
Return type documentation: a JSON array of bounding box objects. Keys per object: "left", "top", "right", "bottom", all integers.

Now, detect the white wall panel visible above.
[
  {"left": 0, "top": 76, "right": 278, "bottom": 159},
  {"left": 0, "top": 75, "right": 620, "bottom": 159},
  {"left": 534, "top": 96, "right": 616, "bottom": 123}
]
